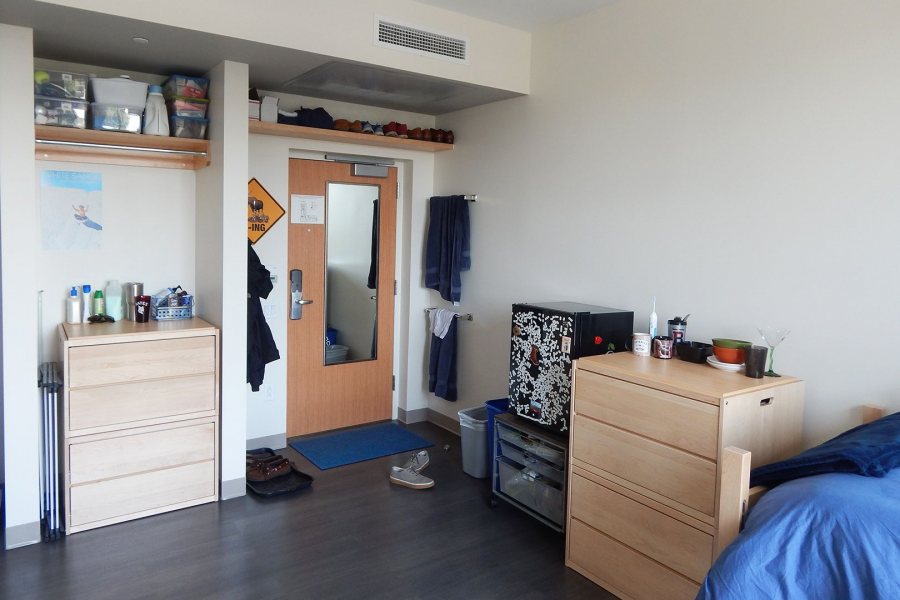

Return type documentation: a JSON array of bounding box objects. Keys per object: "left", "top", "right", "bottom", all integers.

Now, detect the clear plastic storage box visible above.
[
  {"left": 34, "top": 69, "right": 89, "bottom": 100},
  {"left": 90, "top": 103, "right": 143, "bottom": 133},
  {"left": 166, "top": 96, "right": 209, "bottom": 118},
  {"left": 34, "top": 96, "right": 88, "bottom": 128},
  {"left": 163, "top": 75, "right": 209, "bottom": 99},
  {"left": 90, "top": 77, "right": 149, "bottom": 108},
  {"left": 169, "top": 115, "right": 208, "bottom": 139},
  {"left": 497, "top": 458, "right": 564, "bottom": 525}
]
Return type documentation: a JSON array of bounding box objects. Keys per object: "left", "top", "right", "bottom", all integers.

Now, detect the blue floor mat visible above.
[{"left": 289, "top": 422, "right": 433, "bottom": 470}]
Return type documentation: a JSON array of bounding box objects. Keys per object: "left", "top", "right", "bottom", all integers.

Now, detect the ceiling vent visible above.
[{"left": 375, "top": 18, "right": 467, "bottom": 63}]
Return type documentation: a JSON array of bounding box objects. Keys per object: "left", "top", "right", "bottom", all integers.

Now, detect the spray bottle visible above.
[{"left": 649, "top": 296, "right": 658, "bottom": 338}]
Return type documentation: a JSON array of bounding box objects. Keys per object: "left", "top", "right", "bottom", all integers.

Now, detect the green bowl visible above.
[{"left": 712, "top": 338, "right": 752, "bottom": 349}]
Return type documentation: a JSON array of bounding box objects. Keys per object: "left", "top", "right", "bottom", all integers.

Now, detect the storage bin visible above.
[
  {"left": 34, "top": 69, "right": 89, "bottom": 100},
  {"left": 325, "top": 344, "right": 348, "bottom": 364},
  {"left": 497, "top": 458, "right": 564, "bottom": 525},
  {"left": 498, "top": 439, "right": 565, "bottom": 484},
  {"left": 34, "top": 95, "right": 87, "bottom": 128},
  {"left": 90, "top": 76, "right": 149, "bottom": 107},
  {"left": 458, "top": 406, "right": 489, "bottom": 478},
  {"left": 151, "top": 299, "right": 193, "bottom": 321},
  {"left": 163, "top": 75, "right": 209, "bottom": 99},
  {"left": 169, "top": 115, "right": 208, "bottom": 139},
  {"left": 90, "top": 103, "right": 143, "bottom": 133},
  {"left": 484, "top": 398, "right": 509, "bottom": 464},
  {"left": 497, "top": 423, "right": 565, "bottom": 464},
  {"left": 166, "top": 96, "right": 209, "bottom": 118}
]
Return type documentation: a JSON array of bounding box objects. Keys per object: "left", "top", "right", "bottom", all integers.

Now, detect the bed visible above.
[{"left": 698, "top": 407, "right": 900, "bottom": 600}]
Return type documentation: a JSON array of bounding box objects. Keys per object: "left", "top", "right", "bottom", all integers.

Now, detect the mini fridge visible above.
[{"left": 508, "top": 302, "right": 634, "bottom": 434}]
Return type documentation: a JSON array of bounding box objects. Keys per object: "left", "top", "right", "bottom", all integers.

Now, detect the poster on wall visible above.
[
  {"left": 248, "top": 178, "right": 285, "bottom": 244},
  {"left": 40, "top": 170, "right": 103, "bottom": 251}
]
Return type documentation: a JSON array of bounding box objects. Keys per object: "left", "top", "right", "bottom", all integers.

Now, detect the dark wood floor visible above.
[{"left": 0, "top": 422, "right": 612, "bottom": 600}]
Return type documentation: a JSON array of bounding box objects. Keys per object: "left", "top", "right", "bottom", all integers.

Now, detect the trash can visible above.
[
  {"left": 458, "top": 406, "right": 490, "bottom": 478},
  {"left": 484, "top": 398, "right": 510, "bottom": 464}
]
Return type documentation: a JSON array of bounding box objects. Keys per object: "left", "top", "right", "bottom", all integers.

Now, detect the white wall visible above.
[
  {"left": 0, "top": 23, "right": 41, "bottom": 548},
  {"left": 195, "top": 61, "right": 249, "bottom": 497},
  {"left": 35, "top": 162, "right": 196, "bottom": 362},
  {"left": 44, "top": 0, "right": 531, "bottom": 94},
  {"left": 248, "top": 109, "right": 436, "bottom": 443},
  {"left": 433, "top": 0, "right": 900, "bottom": 444}
]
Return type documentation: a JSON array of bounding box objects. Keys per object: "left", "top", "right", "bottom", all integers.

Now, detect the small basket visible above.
[{"left": 151, "top": 303, "right": 193, "bottom": 320}]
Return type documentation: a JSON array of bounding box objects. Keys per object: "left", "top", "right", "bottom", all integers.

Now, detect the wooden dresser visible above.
[
  {"left": 566, "top": 352, "right": 804, "bottom": 599},
  {"left": 59, "top": 318, "right": 219, "bottom": 533}
]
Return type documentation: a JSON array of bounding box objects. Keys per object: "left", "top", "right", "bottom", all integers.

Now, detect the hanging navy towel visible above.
[
  {"left": 425, "top": 195, "right": 470, "bottom": 304},
  {"left": 428, "top": 312, "right": 458, "bottom": 401}
]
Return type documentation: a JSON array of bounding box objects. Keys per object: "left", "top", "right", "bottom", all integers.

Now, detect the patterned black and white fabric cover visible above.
[{"left": 508, "top": 307, "right": 574, "bottom": 433}]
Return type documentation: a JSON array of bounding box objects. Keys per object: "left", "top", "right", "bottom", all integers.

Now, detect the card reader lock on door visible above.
[{"left": 290, "top": 269, "right": 313, "bottom": 320}]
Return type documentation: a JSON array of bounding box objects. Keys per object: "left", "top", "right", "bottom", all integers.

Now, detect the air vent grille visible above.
[{"left": 376, "top": 19, "right": 467, "bottom": 62}]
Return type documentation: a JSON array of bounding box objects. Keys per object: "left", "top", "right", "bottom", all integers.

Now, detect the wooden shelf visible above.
[
  {"left": 248, "top": 120, "right": 453, "bottom": 152},
  {"left": 35, "top": 125, "right": 210, "bottom": 170}
]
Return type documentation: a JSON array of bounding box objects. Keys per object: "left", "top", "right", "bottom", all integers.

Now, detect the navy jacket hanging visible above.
[
  {"left": 425, "top": 195, "right": 470, "bottom": 303},
  {"left": 247, "top": 241, "right": 280, "bottom": 391}
]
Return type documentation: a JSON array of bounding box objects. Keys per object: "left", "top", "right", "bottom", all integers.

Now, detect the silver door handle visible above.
[{"left": 290, "top": 269, "right": 312, "bottom": 320}]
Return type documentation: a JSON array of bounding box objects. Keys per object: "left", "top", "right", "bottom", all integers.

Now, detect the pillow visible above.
[{"left": 750, "top": 412, "right": 900, "bottom": 488}]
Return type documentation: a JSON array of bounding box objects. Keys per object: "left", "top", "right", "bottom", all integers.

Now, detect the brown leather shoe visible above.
[
  {"left": 432, "top": 129, "right": 445, "bottom": 144},
  {"left": 349, "top": 120, "right": 363, "bottom": 133},
  {"left": 247, "top": 457, "right": 291, "bottom": 482},
  {"left": 408, "top": 127, "right": 423, "bottom": 140},
  {"left": 445, "top": 130, "right": 454, "bottom": 144},
  {"left": 333, "top": 119, "right": 350, "bottom": 131},
  {"left": 422, "top": 128, "right": 433, "bottom": 142}
]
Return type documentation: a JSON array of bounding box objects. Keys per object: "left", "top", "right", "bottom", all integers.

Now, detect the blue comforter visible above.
[{"left": 697, "top": 468, "right": 900, "bottom": 600}]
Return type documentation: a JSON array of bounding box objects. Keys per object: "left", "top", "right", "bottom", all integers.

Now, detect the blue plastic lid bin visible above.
[{"left": 484, "top": 398, "right": 510, "bottom": 465}]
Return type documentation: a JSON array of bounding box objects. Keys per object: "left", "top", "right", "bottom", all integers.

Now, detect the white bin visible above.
[{"left": 458, "top": 406, "right": 489, "bottom": 479}]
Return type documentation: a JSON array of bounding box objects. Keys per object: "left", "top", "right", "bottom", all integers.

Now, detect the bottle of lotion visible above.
[
  {"left": 82, "top": 284, "right": 92, "bottom": 321},
  {"left": 66, "top": 287, "right": 82, "bottom": 324},
  {"left": 92, "top": 290, "right": 105, "bottom": 316},
  {"left": 649, "top": 296, "right": 658, "bottom": 338}
]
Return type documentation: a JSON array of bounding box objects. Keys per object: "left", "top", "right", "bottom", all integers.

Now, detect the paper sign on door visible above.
[{"left": 291, "top": 194, "right": 325, "bottom": 224}]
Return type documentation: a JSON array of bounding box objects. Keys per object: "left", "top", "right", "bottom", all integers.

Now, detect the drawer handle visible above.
[{"left": 760, "top": 397, "right": 772, "bottom": 406}]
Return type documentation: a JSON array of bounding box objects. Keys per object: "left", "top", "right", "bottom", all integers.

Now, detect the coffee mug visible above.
[
  {"left": 632, "top": 332, "right": 651, "bottom": 356},
  {"left": 652, "top": 336, "right": 674, "bottom": 359}
]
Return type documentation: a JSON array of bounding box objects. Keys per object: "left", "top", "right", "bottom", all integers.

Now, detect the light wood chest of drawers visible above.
[
  {"left": 59, "top": 319, "right": 220, "bottom": 533},
  {"left": 566, "top": 352, "right": 804, "bottom": 599}
]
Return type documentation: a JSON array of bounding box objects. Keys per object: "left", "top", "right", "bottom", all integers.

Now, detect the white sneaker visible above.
[
  {"left": 401, "top": 450, "right": 430, "bottom": 473},
  {"left": 389, "top": 466, "right": 434, "bottom": 489}
]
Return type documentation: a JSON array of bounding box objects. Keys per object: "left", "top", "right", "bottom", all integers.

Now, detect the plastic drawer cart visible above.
[{"left": 491, "top": 412, "right": 568, "bottom": 531}]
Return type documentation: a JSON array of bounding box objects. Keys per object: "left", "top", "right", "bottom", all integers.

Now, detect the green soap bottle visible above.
[{"left": 92, "top": 290, "right": 105, "bottom": 316}]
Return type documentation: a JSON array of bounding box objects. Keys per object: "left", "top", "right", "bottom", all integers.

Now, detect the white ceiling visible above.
[
  {"left": 412, "top": 0, "right": 619, "bottom": 32},
  {"left": 0, "top": 0, "right": 617, "bottom": 114}
]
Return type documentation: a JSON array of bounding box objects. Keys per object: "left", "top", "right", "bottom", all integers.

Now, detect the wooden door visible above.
[{"left": 286, "top": 159, "right": 396, "bottom": 436}]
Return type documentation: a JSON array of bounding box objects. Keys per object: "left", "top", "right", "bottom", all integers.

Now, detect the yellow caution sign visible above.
[{"left": 247, "top": 178, "right": 285, "bottom": 244}]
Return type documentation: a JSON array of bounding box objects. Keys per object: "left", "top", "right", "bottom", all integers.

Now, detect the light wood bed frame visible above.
[{"left": 716, "top": 404, "right": 887, "bottom": 554}]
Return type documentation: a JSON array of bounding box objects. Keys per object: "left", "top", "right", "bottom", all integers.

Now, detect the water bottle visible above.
[
  {"left": 105, "top": 280, "right": 123, "bottom": 321},
  {"left": 142, "top": 85, "right": 169, "bottom": 136}
]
